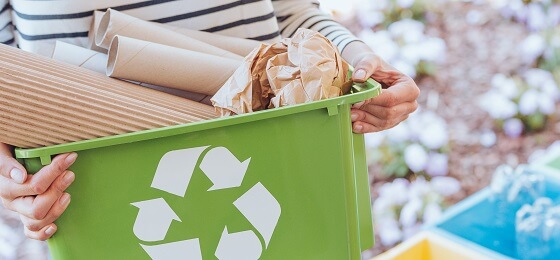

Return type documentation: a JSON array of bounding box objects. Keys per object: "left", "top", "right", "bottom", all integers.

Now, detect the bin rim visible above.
[{"left": 15, "top": 78, "right": 381, "bottom": 160}]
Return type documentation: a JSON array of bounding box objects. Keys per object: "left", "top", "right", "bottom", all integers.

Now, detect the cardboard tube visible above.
[
  {"left": 163, "top": 25, "right": 259, "bottom": 57},
  {"left": 0, "top": 44, "right": 216, "bottom": 148},
  {"left": 51, "top": 42, "right": 212, "bottom": 104},
  {"left": 96, "top": 9, "right": 243, "bottom": 61},
  {"left": 52, "top": 41, "right": 108, "bottom": 74},
  {"left": 107, "top": 36, "right": 241, "bottom": 96},
  {"left": 87, "top": 10, "right": 108, "bottom": 54}
]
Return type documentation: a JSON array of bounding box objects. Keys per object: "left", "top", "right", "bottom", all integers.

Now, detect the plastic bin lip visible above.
[{"left": 15, "top": 78, "right": 381, "bottom": 160}]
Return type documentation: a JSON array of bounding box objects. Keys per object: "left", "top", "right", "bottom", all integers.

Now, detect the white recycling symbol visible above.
[{"left": 131, "top": 146, "right": 281, "bottom": 260}]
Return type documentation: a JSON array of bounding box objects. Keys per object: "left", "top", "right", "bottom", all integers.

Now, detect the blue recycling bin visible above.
[{"left": 431, "top": 167, "right": 560, "bottom": 259}]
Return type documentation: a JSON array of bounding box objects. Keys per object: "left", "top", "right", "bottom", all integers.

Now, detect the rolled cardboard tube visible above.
[
  {"left": 52, "top": 41, "right": 108, "bottom": 74},
  {"left": 52, "top": 42, "right": 212, "bottom": 105},
  {"left": 87, "top": 10, "right": 108, "bottom": 54},
  {"left": 161, "top": 25, "right": 259, "bottom": 57},
  {"left": 0, "top": 44, "right": 217, "bottom": 148},
  {"left": 96, "top": 9, "right": 243, "bottom": 61},
  {"left": 107, "top": 36, "right": 242, "bottom": 96}
]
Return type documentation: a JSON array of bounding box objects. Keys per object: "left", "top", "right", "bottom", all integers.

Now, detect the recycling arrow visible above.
[
  {"left": 151, "top": 146, "right": 208, "bottom": 197},
  {"left": 234, "top": 182, "right": 281, "bottom": 247},
  {"left": 141, "top": 239, "right": 202, "bottom": 260},
  {"left": 199, "top": 147, "right": 251, "bottom": 191},
  {"left": 132, "top": 145, "right": 282, "bottom": 259},
  {"left": 131, "top": 198, "right": 181, "bottom": 242},
  {"left": 215, "top": 227, "right": 262, "bottom": 260}
]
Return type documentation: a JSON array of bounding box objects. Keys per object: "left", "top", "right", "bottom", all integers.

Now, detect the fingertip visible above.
[
  {"left": 64, "top": 153, "right": 78, "bottom": 166},
  {"left": 353, "top": 123, "right": 364, "bottom": 133},
  {"left": 353, "top": 69, "right": 368, "bottom": 82},
  {"left": 44, "top": 224, "right": 57, "bottom": 237},
  {"left": 9, "top": 167, "right": 26, "bottom": 184}
]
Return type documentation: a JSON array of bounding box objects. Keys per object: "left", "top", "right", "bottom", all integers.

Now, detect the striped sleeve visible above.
[
  {"left": 0, "top": 0, "right": 14, "bottom": 45},
  {"left": 271, "top": 0, "right": 361, "bottom": 53}
]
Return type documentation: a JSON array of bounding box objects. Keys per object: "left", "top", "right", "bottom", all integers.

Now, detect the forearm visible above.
[
  {"left": 341, "top": 40, "right": 374, "bottom": 67},
  {"left": 272, "top": 0, "right": 360, "bottom": 53}
]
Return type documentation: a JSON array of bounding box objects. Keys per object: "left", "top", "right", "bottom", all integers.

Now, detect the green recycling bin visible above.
[{"left": 16, "top": 78, "right": 381, "bottom": 260}]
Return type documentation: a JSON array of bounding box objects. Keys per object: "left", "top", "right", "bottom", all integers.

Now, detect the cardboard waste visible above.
[
  {"left": 0, "top": 44, "right": 216, "bottom": 148},
  {"left": 212, "top": 28, "right": 351, "bottom": 116}
]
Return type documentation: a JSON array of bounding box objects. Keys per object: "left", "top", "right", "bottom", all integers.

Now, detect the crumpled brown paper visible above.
[{"left": 211, "top": 28, "right": 350, "bottom": 116}]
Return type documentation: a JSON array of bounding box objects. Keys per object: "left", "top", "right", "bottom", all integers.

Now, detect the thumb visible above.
[
  {"left": 351, "top": 55, "right": 380, "bottom": 83},
  {"left": 0, "top": 143, "right": 27, "bottom": 184}
]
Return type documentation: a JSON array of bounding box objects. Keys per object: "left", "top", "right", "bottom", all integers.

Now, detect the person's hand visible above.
[
  {"left": 0, "top": 143, "right": 77, "bottom": 240},
  {"left": 350, "top": 53, "right": 420, "bottom": 133}
]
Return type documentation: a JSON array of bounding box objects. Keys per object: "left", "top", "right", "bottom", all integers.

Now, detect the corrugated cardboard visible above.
[
  {"left": 107, "top": 36, "right": 241, "bottom": 96},
  {"left": 0, "top": 44, "right": 217, "bottom": 148},
  {"left": 95, "top": 9, "right": 243, "bottom": 61}
]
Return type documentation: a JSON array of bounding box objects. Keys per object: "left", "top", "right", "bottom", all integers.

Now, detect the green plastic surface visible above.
[{"left": 16, "top": 78, "right": 381, "bottom": 260}]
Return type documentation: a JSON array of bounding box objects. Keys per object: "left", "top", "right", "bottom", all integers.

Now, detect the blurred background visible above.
[
  {"left": 318, "top": 0, "right": 560, "bottom": 258},
  {"left": 1, "top": 0, "right": 560, "bottom": 259}
]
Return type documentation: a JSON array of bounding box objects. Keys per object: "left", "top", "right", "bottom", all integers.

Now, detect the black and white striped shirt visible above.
[{"left": 0, "top": 0, "right": 360, "bottom": 57}]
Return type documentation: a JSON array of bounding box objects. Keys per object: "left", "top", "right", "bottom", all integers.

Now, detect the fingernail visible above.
[
  {"left": 63, "top": 171, "right": 75, "bottom": 186},
  {"left": 354, "top": 69, "right": 367, "bottom": 80},
  {"left": 45, "top": 226, "right": 56, "bottom": 236},
  {"left": 60, "top": 193, "right": 71, "bottom": 206},
  {"left": 10, "top": 168, "right": 25, "bottom": 184},
  {"left": 64, "top": 153, "right": 78, "bottom": 167},
  {"left": 351, "top": 113, "right": 358, "bottom": 121},
  {"left": 354, "top": 124, "right": 363, "bottom": 132}
]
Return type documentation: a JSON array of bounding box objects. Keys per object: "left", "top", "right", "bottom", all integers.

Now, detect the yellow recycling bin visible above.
[{"left": 373, "top": 231, "right": 492, "bottom": 260}]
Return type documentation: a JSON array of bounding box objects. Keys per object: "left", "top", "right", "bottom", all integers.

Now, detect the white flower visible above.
[
  {"left": 423, "top": 202, "right": 443, "bottom": 225},
  {"left": 466, "top": 10, "right": 483, "bottom": 25},
  {"left": 388, "top": 19, "right": 425, "bottom": 43},
  {"left": 408, "top": 177, "right": 431, "bottom": 199},
  {"left": 479, "top": 91, "right": 518, "bottom": 119},
  {"left": 480, "top": 130, "right": 497, "bottom": 148},
  {"left": 425, "top": 153, "right": 448, "bottom": 177},
  {"left": 503, "top": 118, "right": 524, "bottom": 138},
  {"left": 359, "top": 30, "right": 399, "bottom": 62},
  {"left": 541, "top": 80, "right": 560, "bottom": 101},
  {"left": 379, "top": 178, "right": 410, "bottom": 206},
  {"left": 400, "top": 198, "right": 422, "bottom": 228},
  {"left": 402, "top": 223, "right": 422, "bottom": 240},
  {"left": 430, "top": 176, "right": 461, "bottom": 196},
  {"left": 519, "top": 89, "right": 540, "bottom": 115},
  {"left": 548, "top": 5, "right": 560, "bottom": 27},
  {"left": 386, "top": 121, "right": 411, "bottom": 143},
  {"left": 377, "top": 217, "right": 403, "bottom": 247},
  {"left": 520, "top": 33, "right": 546, "bottom": 64},
  {"left": 404, "top": 143, "right": 429, "bottom": 172},
  {"left": 492, "top": 74, "right": 519, "bottom": 99},
  {"left": 392, "top": 59, "right": 417, "bottom": 78},
  {"left": 419, "top": 121, "right": 448, "bottom": 150},
  {"left": 357, "top": 10, "right": 384, "bottom": 28},
  {"left": 526, "top": 3, "right": 547, "bottom": 31},
  {"left": 524, "top": 69, "right": 555, "bottom": 87},
  {"left": 374, "top": 196, "right": 396, "bottom": 220},
  {"left": 418, "top": 37, "right": 446, "bottom": 63},
  {"left": 364, "top": 133, "right": 384, "bottom": 148},
  {"left": 401, "top": 44, "right": 423, "bottom": 65},
  {"left": 397, "top": 0, "right": 415, "bottom": 9},
  {"left": 539, "top": 93, "right": 556, "bottom": 115}
]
